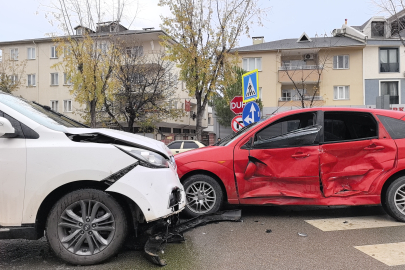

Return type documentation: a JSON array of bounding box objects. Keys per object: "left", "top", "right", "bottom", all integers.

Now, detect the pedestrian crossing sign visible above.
[{"left": 242, "top": 69, "right": 259, "bottom": 103}]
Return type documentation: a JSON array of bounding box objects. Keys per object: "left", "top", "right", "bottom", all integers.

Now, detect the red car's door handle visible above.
[
  {"left": 291, "top": 153, "right": 310, "bottom": 158},
  {"left": 364, "top": 145, "right": 385, "bottom": 151}
]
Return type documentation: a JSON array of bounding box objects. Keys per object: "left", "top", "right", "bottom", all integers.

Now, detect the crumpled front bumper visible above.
[{"left": 106, "top": 164, "right": 186, "bottom": 222}]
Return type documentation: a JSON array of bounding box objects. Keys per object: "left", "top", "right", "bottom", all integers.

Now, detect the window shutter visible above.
[
  {"left": 344, "top": 55, "right": 349, "bottom": 69},
  {"left": 345, "top": 86, "right": 350, "bottom": 99},
  {"left": 334, "top": 86, "right": 338, "bottom": 99},
  {"left": 333, "top": 56, "right": 337, "bottom": 69}
]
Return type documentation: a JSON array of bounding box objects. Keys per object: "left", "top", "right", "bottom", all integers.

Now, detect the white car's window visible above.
[{"left": 0, "top": 93, "right": 85, "bottom": 131}]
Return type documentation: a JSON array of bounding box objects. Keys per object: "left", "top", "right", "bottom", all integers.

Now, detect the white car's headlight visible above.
[
  {"left": 115, "top": 146, "right": 169, "bottom": 168},
  {"left": 129, "top": 148, "right": 169, "bottom": 168}
]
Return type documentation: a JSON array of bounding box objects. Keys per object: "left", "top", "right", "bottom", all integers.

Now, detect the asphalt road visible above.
[{"left": 1, "top": 205, "right": 405, "bottom": 270}]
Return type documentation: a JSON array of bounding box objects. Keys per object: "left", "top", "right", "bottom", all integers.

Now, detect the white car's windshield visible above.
[{"left": 0, "top": 92, "right": 87, "bottom": 131}]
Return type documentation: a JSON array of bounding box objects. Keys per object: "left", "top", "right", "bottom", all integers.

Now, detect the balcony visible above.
[
  {"left": 278, "top": 65, "right": 323, "bottom": 84},
  {"left": 279, "top": 95, "right": 323, "bottom": 101}
]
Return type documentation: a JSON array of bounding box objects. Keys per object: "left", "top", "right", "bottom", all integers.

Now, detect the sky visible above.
[{"left": 0, "top": 0, "right": 384, "bottom": 47}]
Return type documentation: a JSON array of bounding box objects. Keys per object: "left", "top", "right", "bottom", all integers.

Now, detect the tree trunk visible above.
[
  {"left": 127, "top": 116, "right": 135, "bottom": 133},
  {"left": 195, "top": 100, "right": 206, "bottom": 142},
  {"left": 90, "top": 99, "right": 97, "bottom": 128}
]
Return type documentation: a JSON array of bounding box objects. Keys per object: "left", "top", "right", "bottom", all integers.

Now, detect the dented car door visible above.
[
  {"left": 234, "top": 111, "right": 323, "bottom": 203},
  {"left": 320, "top": 111, "right": 396, "bottom": 197}
]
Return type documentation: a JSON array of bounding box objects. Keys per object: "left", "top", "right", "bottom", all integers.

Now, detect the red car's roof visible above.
[{"left": 269, "top": 107, "right": 405, "bottom": 120}]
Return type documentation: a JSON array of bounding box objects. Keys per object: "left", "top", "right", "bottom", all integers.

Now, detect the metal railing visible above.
[
  {"left": 279, "top": 96, "right": 323, "bottom": 101},
  {"left": 279, "top": 65, "right": 324, "bottom": 71}
]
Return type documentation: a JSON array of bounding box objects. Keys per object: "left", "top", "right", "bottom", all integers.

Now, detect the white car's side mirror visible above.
[{"left": 0, "top": 117, "right": 15, "bottom": 137}]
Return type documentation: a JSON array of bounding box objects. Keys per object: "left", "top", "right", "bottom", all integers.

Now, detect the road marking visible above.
[
  {"left": 355, "top": 242, "right": 405, "bottom": 266},
  {"left": 305, "top": 215, "right": 405, "bottom": 231}
]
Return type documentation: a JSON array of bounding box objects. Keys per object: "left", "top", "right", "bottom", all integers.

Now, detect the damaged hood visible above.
[{"left": 65, "top": 128, "right": 171, "bottom": 158}]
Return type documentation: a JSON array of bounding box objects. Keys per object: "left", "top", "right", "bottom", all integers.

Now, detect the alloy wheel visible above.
[
  {"left": 57, "top": 200, "right": 115, "bottom": 256},
  {"left": 185, "top": 181, "right": 217, "bottom": 214}
]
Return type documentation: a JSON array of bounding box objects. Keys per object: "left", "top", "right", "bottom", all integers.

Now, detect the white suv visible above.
[{"left": 0, "top": 92, "right": 185, "bottom": 265}]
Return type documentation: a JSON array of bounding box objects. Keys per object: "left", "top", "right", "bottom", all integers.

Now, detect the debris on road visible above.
[
  {"left": 266, "top": 229, "right": 272, "bottom": 233},
  {"left": 298, "top": 232, "right": 308, "bottom": 237},
  {"left": 144, "top": 210, "right": 242, "bottom": 266}
]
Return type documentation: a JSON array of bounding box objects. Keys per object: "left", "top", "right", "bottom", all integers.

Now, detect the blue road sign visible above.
[
  {"left": 242, "top": 102, "right": 261, "bottom": 126},
  {"left": 242, "top": 69, "right": 259, "bottom": 103}
]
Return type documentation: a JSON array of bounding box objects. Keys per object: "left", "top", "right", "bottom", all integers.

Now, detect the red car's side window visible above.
[
  {"left": 323, "top": 112, "right": 377, "bottom": 143},
  {"left": 252, "top": 112, "right": 319, "bottom": 149}
]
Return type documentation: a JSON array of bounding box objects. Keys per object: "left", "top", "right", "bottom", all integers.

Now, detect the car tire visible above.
[
  {"left": 182, "top": 174, "right": 223, "bottom": 217},
  {"left": 46, "top": 189, "right": 128, "bottom": 265},
  {"left": 385, "top": 176, "right": 405, "bottom": 222}
]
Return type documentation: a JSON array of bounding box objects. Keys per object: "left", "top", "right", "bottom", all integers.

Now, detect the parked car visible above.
[
  {"left": 175, "top": 107, "right": 405, "bottom": 221},
  {"left": 0, "top": 92, "right": 185, "bottom": 265},
  {"left": 167, "top": 140, "right": 205, "bottom": 155}
]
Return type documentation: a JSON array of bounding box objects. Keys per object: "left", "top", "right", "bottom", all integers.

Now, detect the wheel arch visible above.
[
  {"left": 381, "top": 170, "right": 405, "bottom": 205},
  {"left": 180, "top": 170, "right": 228, "bottom": 202},
  {"left": 35, "top": 180, "right": 144, "bottom": 239}
]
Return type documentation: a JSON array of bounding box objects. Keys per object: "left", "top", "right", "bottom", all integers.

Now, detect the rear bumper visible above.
[{"left": 106, "top": 165, "right": 186, "bottom": 222}]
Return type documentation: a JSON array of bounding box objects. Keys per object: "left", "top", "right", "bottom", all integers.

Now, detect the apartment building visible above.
[
  {"left": 0, "top": 23, "right": 213, "bottom": 144},
  {"left": 334, "top": 12, "right": 405, "bottom": 107},
  {"left": 234, "top": 33, "right": 365, "bottom": 113}
]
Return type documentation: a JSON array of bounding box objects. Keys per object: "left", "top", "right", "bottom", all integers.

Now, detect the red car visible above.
[{"left": 175, "top": 108, "right": 405, "bottom": 221}]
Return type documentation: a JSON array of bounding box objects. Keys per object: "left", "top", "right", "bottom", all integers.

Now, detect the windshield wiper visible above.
[{"left": 32, "top": 101, "right": 89, "bottom": 128}]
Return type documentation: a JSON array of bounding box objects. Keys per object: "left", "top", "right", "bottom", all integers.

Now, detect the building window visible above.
[
  {"left": 126, "top": 46, "right": 143, "bottom": 57},
  {"left": 159, "top": 127, "right": 171, "bottom": 133},
  {"left": 64, "top": 73, "right": 72, "bottom": 85},
  {"left": 10, "top": 74, "right": 18, "bottom": 85},
  {"left": 51, "top": 100, "right": 59, "bottom": 112},
  {"left": 76, "top": 28, "right": 83, "bottom": 35},
  {"left": 280, "top": 89, "right": 306, "bottom": 101},
  {"left": 51, "top": 46, "right": 58, "bottom": 58},
  {"left": 10, "top": 48, "right": 18, "bottom": 60},
  {"left": 183, "top": 129, "right": 190, "bottom": 133},
  {"left": 333, "top": 55, "right": 349, "bottom": 69},
  {"left": 208, "top": 116, "right": 211, "bottom": 125},
  {"left": 242, "top": 58, "right": 262, "bottom": 71},
  {"left": 99, "top": 43, "right": 107, "bottom": 54},
  {"left": 380, "top": 48, "right": 399, "bottom": 72},
  {"left": 64, "top": 100, "right": 72, "bottom": 112},
  {"left": 27, "top": 74, "right": 36, "bottom": 86},
  {"left": 173, "top": 128, "right": 181, "bottom": 133},
  {"left": 110, "top": 25, "right": 117, "bottom": 32},
  {"left": 333, "top": 86, "right": 350, "bottom": 100},
  {"left": 381, "top": 81, "right": 399, "bottom": 104},
  {"left": 27, "top": 47, "right": 36, "bottom": 59},
  {"left": 371, "top": 21, "right": 385, "bottom": 37},
  {"left": 51, "top": 73, "right": 59, "bottom": 85},
  {"left": 64, "top": 46, "right": 71, "bottom": 56}
]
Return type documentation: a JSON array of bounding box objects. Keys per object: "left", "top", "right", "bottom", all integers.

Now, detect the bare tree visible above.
[
  {"left": 278, "top": 37, "right": 338, "bottom": 109},
  {"left": 47, "top": 0, "right": 138, "bottom": 127},
  {"left": 101, "top": 39, "right": 183, "bottom": 132},
  {"left": 0, "top": 51, "right": 27, "bottom": 94},
  {"left": 374, "top": 0, "right": 405, "bottom": 45}
]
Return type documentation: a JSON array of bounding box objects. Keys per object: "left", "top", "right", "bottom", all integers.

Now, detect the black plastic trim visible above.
[{"left": 0, "top": 226, "right": 38, "bottom": 240}]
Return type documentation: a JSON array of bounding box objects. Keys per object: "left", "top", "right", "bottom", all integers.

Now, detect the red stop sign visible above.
[{"left": 230, "top": 96, "right": 245, "bottom": 114}]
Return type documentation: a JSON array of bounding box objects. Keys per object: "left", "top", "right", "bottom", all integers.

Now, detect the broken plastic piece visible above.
[
  {"left": 298, "top": 232, "right": 307, "bottom": 237},
  {"left": 144, "top": 210, "right": 242, "bottom": 266}
]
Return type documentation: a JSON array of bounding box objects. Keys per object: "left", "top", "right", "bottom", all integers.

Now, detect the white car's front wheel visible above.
[{"left": 46, "top": 189, "right": 128, "bottom": 265}]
